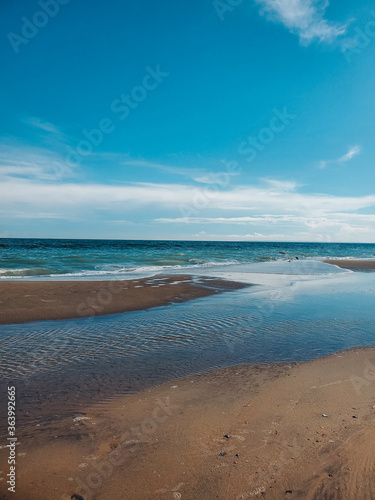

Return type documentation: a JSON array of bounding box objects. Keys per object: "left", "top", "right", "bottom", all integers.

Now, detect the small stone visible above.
[
  {"left": 322, "top": 414, "right": 328, "bottom": 417},
  {"left": 220, "top": 452, "right": 226, "bottom": 456},
  {"left": 224, "top": 434, "right": 229, "bottom": 439},
  {"left": 71, "top": 495, "right": 85, "bottom": 500}
]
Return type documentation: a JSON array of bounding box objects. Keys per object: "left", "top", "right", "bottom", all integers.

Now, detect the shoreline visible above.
[
  {"left": 0, "top": 275, "right": 247, "bottom": 325},
  {"left": 324, "top": 258, "right": 375, "bottom": 270},
  {"left": 1, "top": 257, "right": 374, "bottom": 497},
  {"left": 2, "top": 346, "right": 375, "bottom": 499}
]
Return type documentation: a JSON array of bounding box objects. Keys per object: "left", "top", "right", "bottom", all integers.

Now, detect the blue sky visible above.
[{"left": 1, "top": 0, "right": 375, "bottom": 241}]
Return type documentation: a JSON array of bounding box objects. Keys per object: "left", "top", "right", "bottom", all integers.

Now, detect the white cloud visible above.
[
  {"left": 108, "top": 220, "right": 133, "bottom": 224},
  {"left": 192, "top": 231, "right": 286, "bottom": 241},
  {"left": 254, "top": 0, "right": 348, "bottom": 44},
  {"left": 0, "top": 211, "right": 70, "bottom": 220},
  {"left": 1, "top": 177, "right": 374, "bottom": 216},
  {"left": 0, "top": 142, "right": 76, "bottom": 181},
  {"left": 154, "top": 214, "right": 375, "bottom": 237},
  {"left": 0, "top": 138, "right": 374, "bottom": 242},
  {"left": 121, "top": 159, "right": 206, "bottom": 180},
  {"left": 155, "top": 215, "right": 296, "bottom": 223},
  {"left": 338, "top": 145, "right": 361, "bottom": 163},
  {"left": 319, "top": 145, "right": 361, "bottom": 169},
  {"left": 23, "top": 117, "right": 63, "bottom": 135},
  {"left": 261, "top": 178, "right": 299, "bottom": 191}
]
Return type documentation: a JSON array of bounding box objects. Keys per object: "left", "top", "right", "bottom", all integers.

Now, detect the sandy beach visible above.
[
  {"left": 1, "top": 259, "right": 374, "bottom": 499},
  {"left": 1, "top": 347, "right": 375, "bottom": 500},
  {"left": 324, "top": 259, "right": 375, "bottom": 270},
  {"left": 0, "top": 275, "right": 246, "bottom": 325}
]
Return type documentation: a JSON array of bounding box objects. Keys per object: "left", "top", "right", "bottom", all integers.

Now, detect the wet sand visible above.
[
  {"left": 2, "top": 347, "right": 375, "bottom": 500},
  {"left": 324, "top": 259, "right": 375, "bottom": 270},
  {"left": 0, "top": 275, "right": 246, "bottom": 324}
]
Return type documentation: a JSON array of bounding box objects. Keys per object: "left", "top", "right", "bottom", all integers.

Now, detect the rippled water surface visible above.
[{"left": 0, "top": 266, "right": 374, "bottom": 428}]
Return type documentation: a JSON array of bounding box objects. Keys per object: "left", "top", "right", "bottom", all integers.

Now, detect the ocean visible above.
[{"left": 1, "top": 238, "right": 375, "bottom": 280}]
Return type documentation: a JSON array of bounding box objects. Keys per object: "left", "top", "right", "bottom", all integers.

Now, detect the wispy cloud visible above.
[
  {"left": 0, "top": 141, "right": 76, "bottom": 181},
  {"left": 108, "top": 219, "right": 133, "bottom": 224},
  {"left": 190, "top": 227, "right": 369, "bottom": 242},
  {"left": 121, "top": 159, "right": 206, "bottom": 180},
  {"left": 338, "top": 145, "right": 361, "bottom": 163},
  {"left": 261, "top": 178, "right": 299, "bottom": 191},
  {"left": 0, "top": 211, "right": 70, "bottom": 220},
  {"left": 192, "top": 231, "right": 287, "bottom": 241},
  {"left": 154, "top": 213, "right": 375, "bottom": 226},
  {"left": 1, "top": 178, "right": 374, "bottom": 214},
  {"left": 121, "top": 158, "right": 243, "bottom": 184},
  {"left": 254, "top": 0, "right": 348, "bottom": 44},
  {"left": 319, "top": 145, "right": 361, "bottom": 169},
  {"left": 1, "top": 175, "right": 374, "bottom": 241},
  {"left": 24, "top": 117, "right": 62, "bottom": 135}
]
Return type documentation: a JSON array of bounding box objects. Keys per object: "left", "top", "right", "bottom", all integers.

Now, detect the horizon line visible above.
[{"left": 1, "top": 237, "right": 374, "bottom": 244}]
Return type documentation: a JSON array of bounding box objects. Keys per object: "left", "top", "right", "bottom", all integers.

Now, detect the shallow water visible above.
[
  {"left": 1, "top": 272, "right": 374, "bottom": 380},
  {"left": 0, "top": 263, "right": 374, "bottom": 429}
]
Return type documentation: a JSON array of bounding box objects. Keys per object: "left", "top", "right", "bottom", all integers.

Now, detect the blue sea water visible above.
[{"left": 1, "top": 238, "right": 375, "bottom": 279}]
